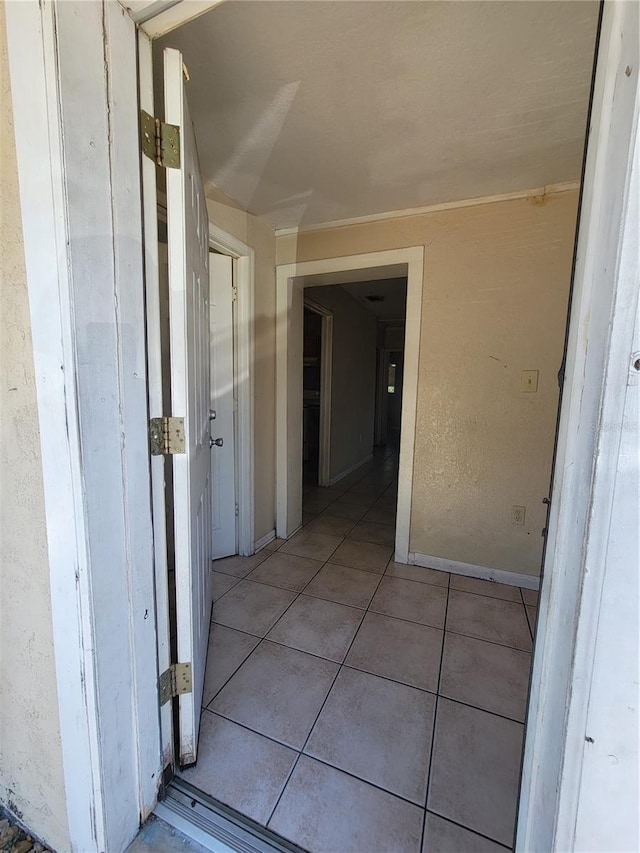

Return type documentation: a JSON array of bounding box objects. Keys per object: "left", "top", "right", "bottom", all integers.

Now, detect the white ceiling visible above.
[
  {"left": 157, "top": 1, "right": 599, "bottom": 230},
  {"left": 341, "top": 279, "right": 407, "bottom": 322}
]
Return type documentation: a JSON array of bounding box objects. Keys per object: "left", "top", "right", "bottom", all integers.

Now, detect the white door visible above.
[
  {"left": 209, "top": 254, "right": 238, "bottom": 559},
  {"left": 165, "top": 47, "right": 212, "bottom": 766}
]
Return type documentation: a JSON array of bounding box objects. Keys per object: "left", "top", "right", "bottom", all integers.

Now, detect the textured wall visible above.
[
  {"left": 278, "top": 191, "right": 578, "bottom": 576},
  {"left": 205, "top": 186, "right": 277, "bottom": 543},
  {"left": 0, "top": 6, "right": 70, "bottom": 850},
  {"left": 305, "top": 285, "right": 377, "bottom": 479}
]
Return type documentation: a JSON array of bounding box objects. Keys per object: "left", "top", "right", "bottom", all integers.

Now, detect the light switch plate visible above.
[{"left": 521, "top": 370, "right": 539, "bottom": 393}]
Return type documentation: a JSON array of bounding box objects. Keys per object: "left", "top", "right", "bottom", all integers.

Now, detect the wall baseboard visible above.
[
  {"left": 408, "top": 552, "right": 540, "bottom": 590},
  {"left": 328, "top": 453, "right": 374, "bottom": 487},
  {"left": 253, "top": 529, "right": 276, "bottom": 553}
]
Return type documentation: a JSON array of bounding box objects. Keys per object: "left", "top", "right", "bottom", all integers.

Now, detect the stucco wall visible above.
[
  {"left": 205, "top": 187, "right": 277, "bottom": 543},
  {"left": 0, "top": 6, "right": 70, "bottom": 850},
  {"left": 305, "top": 285, "right": 377, "bottom": 480},
  {"left": 278, "top": 191, "right": 578, "bottom": 576}
]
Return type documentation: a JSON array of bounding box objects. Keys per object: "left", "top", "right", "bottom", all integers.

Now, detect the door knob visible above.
[
  {"left": 209, "top": 410, "right": 216, "bottom": 420},
  {"left": 210, "top": 437, "right": 223, "bottom": 448}
]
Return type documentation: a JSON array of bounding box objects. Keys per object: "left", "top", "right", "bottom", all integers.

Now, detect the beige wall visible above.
[
  {"left": 278, "top": 191, "right": 578, "bottom": 576},
  {"left": 0, "top": 7, "right": 70, "bottom": 849},
  {"left": 305, "top": 285, "right": 377, "bottom": 480},
  {"left": 205, "top": 186, "right": 277, "bottom": 542}
]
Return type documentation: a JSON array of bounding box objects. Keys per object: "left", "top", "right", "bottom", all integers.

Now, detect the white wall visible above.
[
  {"left": 0, "top": 6, "right": 70, "bottom": 849},
  {"left": 278, "top": 190, "right": 578, "bottom": 576},
  {"left": 305, "top": 285, "right": 378, "bottom": 480}
]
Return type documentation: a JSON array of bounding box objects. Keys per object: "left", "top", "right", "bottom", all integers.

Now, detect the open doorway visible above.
[{"left": 300, "top": 277, "right": 408, "bottom": 537}]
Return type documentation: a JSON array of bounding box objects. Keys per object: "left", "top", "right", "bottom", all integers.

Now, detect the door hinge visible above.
[
  {"left": 232, "top": 284, "right": 238, "bottom": 302},
  {"left": 159, "top": 662, "right": 192, "bottom": 706},
  {"left": 140, "top": 110, "right": 181, "bottom": 169},
  {"left": 150, "top": 416, "right": 185, "bottom": 455}
]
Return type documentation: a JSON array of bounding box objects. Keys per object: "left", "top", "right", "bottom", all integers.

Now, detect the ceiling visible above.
[
  {"left": 157, "top": 1, "right": 599, "bottom": 230},
  {"left": 341, "top": 279, "right": 407, "bottom": 322}
]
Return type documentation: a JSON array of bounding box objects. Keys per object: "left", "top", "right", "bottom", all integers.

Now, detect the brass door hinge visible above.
[
  {"left": 140, "top": 110, "right": 180, "bottom": 169},
  {"left": 159, "top": 662, "right": 192, "bottom": 706},
  {"left": 150, "top": 416, "right": 185, "bottom": 455}
]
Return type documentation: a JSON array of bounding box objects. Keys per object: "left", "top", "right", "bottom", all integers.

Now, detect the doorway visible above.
[{"left": 276, "top": 248, "right": 424, "bottom": 563}]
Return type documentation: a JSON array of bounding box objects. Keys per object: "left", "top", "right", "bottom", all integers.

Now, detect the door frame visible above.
[
  {"left": 276, "top": 247, "right": 424, "bottom": 563},
  {"left": 208, "top": 224, "right": 255, "bottom": 557},
  {"left": 303, "top": 298, "right": 334, "bottom": 487},
  {"left": 6, "top": 1, "right": 638, "bottom": 850}
]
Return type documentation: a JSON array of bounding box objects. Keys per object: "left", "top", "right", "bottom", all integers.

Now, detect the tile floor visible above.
[{"left": 179, "top": 450, "right": 538, "bottom": 852}]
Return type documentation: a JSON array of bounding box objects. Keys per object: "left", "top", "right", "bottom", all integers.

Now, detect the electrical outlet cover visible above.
[{"left": 512, "top": 505, "right": 526, "bottom": 526}]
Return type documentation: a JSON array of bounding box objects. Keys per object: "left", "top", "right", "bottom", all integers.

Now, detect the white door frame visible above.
[
  {"left": 6, "top": 2, "right": 161, "bottom": 850},
  {"left": 6, "top": 1, "right": 638, "bottom": 850},
  {"left": 517, "top": 2, "right": 639, "bottom": 849},
  {"left": 276, "top": 247, "right": 424, "bottom": 562},
  {"left": 303, "top": 298, "right": 334, "bottom": 488},
  {"left": 208, "top": 224, "right": 256, "bottom": 557}
]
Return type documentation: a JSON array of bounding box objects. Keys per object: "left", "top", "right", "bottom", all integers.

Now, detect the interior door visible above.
[
  {"left": 165, "top": 46, "right": 212, "bottom": 765},
  {"left": 209, "top": 253, "right": 238, "bottom": 559}
]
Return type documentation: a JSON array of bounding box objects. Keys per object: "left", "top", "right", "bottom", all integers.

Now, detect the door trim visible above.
[
  {"left": 303, "top": 298, "right": 333, "bottom": 488},
  {"left": 208, "top": 224, "right": 255, "bottom": 557},
  {"left": 276, "top": 247, "right": 423, "bottom": 563}
]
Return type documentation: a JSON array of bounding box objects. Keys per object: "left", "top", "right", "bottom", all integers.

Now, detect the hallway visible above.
[{"left": 180, "top": 451, "right": 537, "bottom": 852}]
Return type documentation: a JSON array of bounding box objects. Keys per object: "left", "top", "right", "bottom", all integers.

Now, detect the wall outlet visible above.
[
  {"left": 521, "top": 370, "right": 539, "bottom": 393},
  {"left": 512, "top": 505, "right": 526, "bottom": 526}
]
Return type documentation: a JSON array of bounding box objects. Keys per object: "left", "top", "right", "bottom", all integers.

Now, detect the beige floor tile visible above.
[
  {"left": 370, "top": 576, "right": 448, "bottom": 629},
  {"left": 302, "top": 497, "right": 333, "bottom": 515},
  {"left": 422, "top": 812, "right": 509, "bottom": 853},
  {"left": 304, "top": 562, "right": 381, "bottom": 608},
  {"left": 386, "top": 561, "right": 449, "bottom": 588},
  {"left": 304, "top": 513, "right": 358, "bottom": 536},
  {"left": 338, "top": 491, "right": 378, "bottom": 508},
  {"left": 269, "top": 756, "right": 424, "bottom": 853},
  {"left": 246, "top": 551, "right": 323, "bottom": 592},
  {"left": 521, "top": 587, "right": 539, "bottom": 606},
  {"left": 202, "top": 624, "right": 260, "bottom": 706},
  {"left": 450, "top": 575, "right": 522, "bottom": 602},
  {"left": 346, "top": 612, "right": 443, "bottom": 692},
  {"left": 212, "top": 552, "right": 270, "bottom": 578},
  {"left": 362, "top": 505, "right": 397, "bottom": 526},
  {"left": 261, "top": 538, "right": 287, "bottom": 552},
  {"left": 440, "top": 632, "right": 532, "bottom": 722},
  {"left": 446, "top": 591, "right": 532, "bottom": 651},
  {"left": 279, "top": 529, "right": 343, "bottom": 562},
  {"left": 348, "top": 521, "right": 396, "bottom": 547},
  {"left": 325, "top": 501, "right": 368, "bottom": 521},
  {"left": 428, "top": 699, "right": 523, "bottom": 847},
  {"left": 331, "top": 539, "right": 393, "bottom": 573},
  {"left": 212, "top": 571, "right": 240, "bottom": 602},
  {"left": 179, "top": 713, "right": 296, "bottom": 826},
  {"left": 267, "top": 595, "right": 363, "bottom": 662},
  {"left": 305, "top": 667, "right": 435, "bottom": 803},
  {"left": 210, "top": 641, "right": 338, "bottom": 749},
  {"left": 212, "top": 580, "right": 296, "bottom": 637}
]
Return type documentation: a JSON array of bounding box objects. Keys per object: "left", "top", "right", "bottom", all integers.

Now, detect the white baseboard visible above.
[
  {"left": 328, "top": 453, "right": 374, "bottom": 487},
  {"left": 408, "top": 552, "right": 540, "bottom": 590},
  {"left": 253, "top": 529, "right": 276, "bottom": 553}
]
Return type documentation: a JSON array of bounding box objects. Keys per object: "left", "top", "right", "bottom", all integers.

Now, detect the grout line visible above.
[
  {"left": 424, "top": 809, "right": 513, "bottom": 850},
  {"left": 340, "top": 662, "right": 439, "bottom": 697},
  {"left": 435, "top": 694, "right": 527, "bottom": 727},
  {"left": 423, "top": 573, "right": 451, "bottom": 818},
  {"left": 449, "top": 584, "right": 529, "bottom": 605},
  {"left": 265, "top": 564, "right": 388, "bottom": 827}
]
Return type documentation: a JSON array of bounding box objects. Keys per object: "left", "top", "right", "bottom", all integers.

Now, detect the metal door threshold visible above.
[{"left": 155, "top": 779, "right": 305, "bottom": 853}]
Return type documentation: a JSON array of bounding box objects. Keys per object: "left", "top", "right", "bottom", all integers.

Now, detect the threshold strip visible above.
[{"left": 155, "top": 778, "right": 304, "bottom": 853}]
